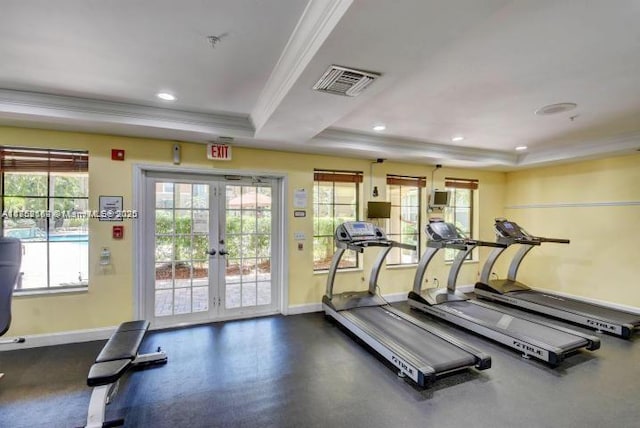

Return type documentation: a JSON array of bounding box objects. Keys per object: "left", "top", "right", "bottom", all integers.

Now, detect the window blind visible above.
[
  {"left": 444, "top": 177, "right": 478, "bottom": 190},
  {"left": 314, "top": 169, "right": 363, "bottom": 183},
  {"left": 386, "top": 175, "right": 426, "bottom": 187},
  {"left": 0, "top": 147, "right": 89, "bottom": 173}
]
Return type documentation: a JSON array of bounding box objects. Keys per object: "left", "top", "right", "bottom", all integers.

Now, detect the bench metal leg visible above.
[
  {"left": 132, "top": 350, "right": 167, "bottom": 367},
  {"left": 85, "top": 382, "right": 121, "bottom": 428},
  {"left": 0, "top": 337, "right": 25, "bottom": 344},
  {"left": 84, "top": 322, "right": 167, "bottom": 427}
]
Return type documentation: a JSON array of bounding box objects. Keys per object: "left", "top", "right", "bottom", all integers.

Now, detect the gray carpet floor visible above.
[{"left": 1, "top": 301, "right": 638, "bottom": 428}]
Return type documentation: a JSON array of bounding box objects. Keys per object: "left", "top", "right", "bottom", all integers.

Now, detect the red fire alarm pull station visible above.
[
  {"left": 111, "top": 149, "right": 125, "bottom": 161},
  {"left": 112, "top": 225, "right": 124, "bottom": 239}
]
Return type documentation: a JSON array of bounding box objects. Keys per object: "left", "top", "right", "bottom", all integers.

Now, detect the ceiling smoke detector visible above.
[
  {"left": 313, "top": 65, "right": 380, "bottom": 97},
  {"left": 535, "top": 102, "right": 577, "bottom": 115}
]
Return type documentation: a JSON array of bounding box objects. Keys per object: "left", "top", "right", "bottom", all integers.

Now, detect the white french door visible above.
[{"left": 141, "top": 171, "right": 281, "bottom": 327}]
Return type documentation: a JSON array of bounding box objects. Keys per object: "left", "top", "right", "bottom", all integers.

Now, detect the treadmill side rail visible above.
[
  {"left": 323, "top": 304, "right": 432, "bottom": 385},
  {"left": 386, "top": 304, "right": 491, "bottom": 370},
  {"left": 324, "top": 221, "right": 493, "bottom": 386},
  {"left": 471, "top": 299, "right": 601, "bottom": 351},
  {"left": 475, "top": 285, "right": 634, "bottom": 340}
]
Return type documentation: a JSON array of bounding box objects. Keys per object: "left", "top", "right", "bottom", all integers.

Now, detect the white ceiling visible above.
[{"left": 1, "top": 0, "right": 639, "bottom": 169}]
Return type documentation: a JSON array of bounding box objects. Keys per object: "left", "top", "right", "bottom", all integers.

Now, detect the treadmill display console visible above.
[
  {"left": 337, "top": 221, "right": 385, "bottom": 241},
  {"left": 495, "top": 220, "right": 527, "bottom": 238},
  {"left": 426, "top": 221, "right": 461, "bottom": 241}
]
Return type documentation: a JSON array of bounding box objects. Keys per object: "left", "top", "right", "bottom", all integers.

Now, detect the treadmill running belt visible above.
[
  {"left": 510, "top": 290, "right": 640, "bottom": 325},
  {"left": 445, "top": 301, "right": 587, "bottom": 350},
  {"left": 346, "top": 306, "right": 476, "bottom": 373}
]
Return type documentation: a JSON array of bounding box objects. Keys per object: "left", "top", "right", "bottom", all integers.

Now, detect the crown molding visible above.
[
  {"left": 516, "top": 130, "right": 640, "bottom": 167},
  {"left": 313, "top": 128, "right": 518, "bottom": 166},
  {"left": 0, "top": 89, "right": 254, "bottom": 139},
  {"left": 250, "top": 0, "right": 353, "bottom": 134}
]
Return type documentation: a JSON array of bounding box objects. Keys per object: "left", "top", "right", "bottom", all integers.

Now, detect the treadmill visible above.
[
  {"left": 323, "top": 221, "right": 491, "bottom": 386},
  {"left": 408, "top": 219, "right": 600, "bottom": 365},
  {"left": 475, "top": 218, "right": 640, "bottom": 339}
]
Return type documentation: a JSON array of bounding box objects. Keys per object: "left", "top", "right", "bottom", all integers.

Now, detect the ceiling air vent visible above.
[{"left": 313, "top": 65, "right": 380, "bottom": 97}]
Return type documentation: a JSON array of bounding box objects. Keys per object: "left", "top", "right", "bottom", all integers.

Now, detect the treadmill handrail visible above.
[
  {"left": 427, "top": 238, "right": 506, "bottom": 250},
  {"left": 416, "top": 222, "right": 508, "bottom": 294},
  {"left": 481, "top": 218, "right": 572, "bottom": 288},
  {"left": 498, "top": 236, "right": 540, "bottom": 246},
  {"left": 336, "top": 239, "right": 414, "bottom": 252},
  {"left": 466, "top": 239, "right": 507, "bottom": 248},
  {"left": 427, "top": 240, "right": 468, "bottom": 251},
  {"left": 537, "top": 237, "right": 570, "bottom": 244},
  {"left": 445, "top": 239, "right": 506, "bottom": 292},
  {"left": 327, "top": 232, "right": 417, "bottom": 299}
]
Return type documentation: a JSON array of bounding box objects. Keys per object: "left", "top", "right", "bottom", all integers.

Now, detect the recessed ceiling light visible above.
[
  {"left": 373, "top": 124, "right": 386, "bottom": 132},
  {"left": 535, "top": 102, "right": 577, "bottom": 115},
  {"left": 451, "top": 136, "right": 464, "bottom": 142},
  {"left": 515, "top": 146, "right": 528, "bottom": 151},
  {"left": 157, "top": 92, "right": 176, "bottom": 101}
]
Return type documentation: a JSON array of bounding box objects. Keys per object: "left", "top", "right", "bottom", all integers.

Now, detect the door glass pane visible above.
[
  {"left": 192, "top": 184, "right": 209, "bottom": 208},
  {"left": 155, "top": 210, "right": 174, "bottom": 234},
  {"left": 155, "top": 182, "right": 174, "bottom": 208},
  {"left": 193, "top": 287, "right": 209, "bottom": 312},
  {"left": 174, "top": 288, "right": 192, "bottom": 315},
  {"left": 175, "top": 183, "right": 192, "bottom": 209},
  {"left": 257, "top": 257, "right": 271, "bottom": 305},
  {"left": 155, "top": 289, "right": 173, "bottom": 317},
  {"left": 150, "top": 179, "right": 276, "bottom": 321},
  {"left": 241, "top": 282, "right": 257, "bottom": 306},
  {"left": 257, "top": 281, "right": 271, "bottom": 305},
  {"left": 154, "top": 181, "right": 210, "bottom": 318},
  {"left": 224, "top": 184, "right": 272, "bottom": 310},
  {"left": 155, "top": 262, "right": 173, "bottom": 289}
]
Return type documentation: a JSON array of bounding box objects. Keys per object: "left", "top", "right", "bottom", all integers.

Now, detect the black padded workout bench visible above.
[{"left": 84, "top": 320, "right": 167, "bottom": 428}]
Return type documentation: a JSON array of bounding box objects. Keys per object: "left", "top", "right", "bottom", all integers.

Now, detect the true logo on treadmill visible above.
[
  {"left": 391, "top": 355, "right": 415, "bottom": 377},
  {"left": 586, "top": 319, "right": 616, "bottom": 331},
  {"left": 512, "top": 340, "right": 544, "bottom": 357},
  {"left": 502, "top": 296, "right": 519, "bottom": 305}
]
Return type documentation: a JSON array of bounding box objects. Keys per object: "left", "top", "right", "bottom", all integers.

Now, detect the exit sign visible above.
[{"left": 207, "top": 143, "right": 232, "bottom": 161}]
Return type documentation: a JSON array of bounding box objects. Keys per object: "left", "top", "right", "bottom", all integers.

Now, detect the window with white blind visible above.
[
  {"left": 313, "top": 169, "right": 362, "bottom": 271},
  {"left": 444, "top": 177, "right": 477, "bottom": 262},
  {"left": 0, "top": 147, "right": 89, "bottom": 290},
  {"left": 386, "top": 175, "right": 425, "bottom": 265}
]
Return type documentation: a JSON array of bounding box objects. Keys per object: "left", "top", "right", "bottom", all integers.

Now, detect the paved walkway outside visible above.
[{"left": 155, "top": 274, "right": 271, "bottom": 316}]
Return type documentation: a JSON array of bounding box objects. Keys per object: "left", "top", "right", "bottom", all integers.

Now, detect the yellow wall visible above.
[
  {"left": 6, "top": 125, "right": 636, "bottom": 337},
  {"left": 503, "top": 153, "right": 640, "bottom": 307},
  {"left": 1, "top": 126, "right": 506, "bottom": 336}
]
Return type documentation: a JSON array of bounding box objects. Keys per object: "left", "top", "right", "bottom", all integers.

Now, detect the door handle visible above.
[
  {"left": 219, "top": 249, "right": 229, "bottom": 256},
  {"left": 208, "top": 249, "right": 217, "bottom": 256}
]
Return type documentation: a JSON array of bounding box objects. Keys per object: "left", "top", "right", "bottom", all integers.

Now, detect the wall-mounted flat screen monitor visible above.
[
  {"left": 367, "top": 201, "right": 391, "bottom": 219},
  {"left": 431, "top": 190, "right": 450, "bottom": 208}
]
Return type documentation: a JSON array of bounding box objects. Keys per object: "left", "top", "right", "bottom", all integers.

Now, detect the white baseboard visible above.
[
  {"left": 530, "top": 286, "right": 640, "bottom": 315},
  {"left": 287, "top": 291, "right": 409, "bottom": 315},
  {"left": 0, "top": 326, "right": 114, "bottom": 351},
  {"left": 6, "top": 287, "right": 636, "bottom": 352},
  {"left": 287, "top": 302, "right": 323, "bottom": 315},
  {"left": 462, "top": 283, "right": 640, "bottom": 314}
]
